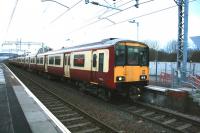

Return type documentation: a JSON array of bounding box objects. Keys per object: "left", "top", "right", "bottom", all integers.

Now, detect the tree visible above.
[
  {"left": 143, "top": 40, "right": 159, "bottom": 50},
  {"left": 165, "top": 40, "right": 177, "bottom": 53},
  {"left": 190, "top": 50, "right": 200, "bottom": 62},
  {"left": 143, "top": 40, "right": 159, "bottom": 61}
]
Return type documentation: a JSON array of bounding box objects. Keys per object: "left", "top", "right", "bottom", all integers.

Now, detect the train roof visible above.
[{"left": 37, "top": 38, "right": 148, "bottom": 56}]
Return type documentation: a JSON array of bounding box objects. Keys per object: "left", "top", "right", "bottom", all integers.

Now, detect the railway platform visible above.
[
  {"left": 146, "top": 85, "right": 190, "bottom": 97},
  {"left": 0, "top": 63, "right": 70, "bottom": 133}
]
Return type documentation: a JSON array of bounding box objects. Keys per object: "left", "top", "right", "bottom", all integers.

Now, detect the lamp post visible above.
[
  {"left": 41, "top": 0, "right": 69, "bottom": 9},
  {"left": 129, "top": 20, "right": 139, "bottom": 41}
]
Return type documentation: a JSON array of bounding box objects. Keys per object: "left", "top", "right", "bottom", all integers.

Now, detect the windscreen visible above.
[
  {"left": 115, "top": 44, "right": 148, "bottom": 66},
  {"left": 115, "top": 45, "right": 126, "bottom": 66}
]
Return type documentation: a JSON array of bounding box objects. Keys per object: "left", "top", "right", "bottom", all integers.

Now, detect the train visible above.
[{"left": 9, "top": 38, "right": 149, "bottom": 99}]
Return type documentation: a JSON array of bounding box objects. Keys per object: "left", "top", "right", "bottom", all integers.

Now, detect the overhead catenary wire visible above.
[
  {"left": 106, "top": 5, "right": 178, "bottom": 28},
  {"left": 103, "top": 0, "right": 112, "bottom": 6},
  {"left": 102, "top": 0, "right": 155, "bottom": 18},
  {"left": 66, "top": 0, "right": 155, "bottom": 35},
  {"left": 50, "top": 0, "right": 83, "bottom": 24},
  {"left": 82, "top": 0, "right": 154, "bottom": 21},
  {"left": 6, "top": 0, "right": 19, "bottom": 32},
  {"left": 97, "top": 0, "right": 133, "bottom": 19},
  {"left": 105, "top": 0, "right": 198, "bottom": 28},
  {"left": 67, "top": 0, "right": 198, "bottom": 36},
  {"left": 43, "top": 0, "right": 70, "bottom": 9},
  {"left": 84, "top": 0, "right": 134, "bottom": 24},
  {"left": 49, "top": 0, "right": 139, "bottom": 27}
]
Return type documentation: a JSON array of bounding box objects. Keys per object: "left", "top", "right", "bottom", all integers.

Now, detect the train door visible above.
[
  {"left": 97, "top": 52, "right": 104, "bottom": 82},
  {"left": 64, "top": 54, "right": 70, "bottom": 77},
  {"left": 94, "top": 49, "right": 109, "bottom": 84},
  {"left": 44, "top": 55, "right": 48, "bottom": 72},
  {"left": 91, "top": 51, "right": 98, "bottom": 83}
]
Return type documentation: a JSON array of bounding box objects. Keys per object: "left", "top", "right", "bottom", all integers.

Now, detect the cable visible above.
[
  {"left": 66, "top": 0, "right": 155, "bottom": 35},
  {"left": 44, "top": 0, "right": 70, "bottom": 8},
  {"left": 102, "top": 0, "right": 155, "bottom": 19},
  {"left": 106, "top": 0, "right": 198, "bottom": 28},
  {"left": 103, "top": 0, "right": 112, "bottom": 6},
  {"left": 110, "top": 5, "right": 177, "bottom": 26},
  {"left": 117, "top": 0, "right": 133, "bottom": 7},
  {"left": 50, "top": 0, "right": 83, "bottom": 24},
  {"left": 6, "top": 0, "right": 19, "bottom": 32},
  {"left": 85, "top": 0, "right": 133, "bottom": 23},
  {"left": 67, "top": 19, "right": 101, "bottom": 35},
  {"left": 96, "top": 0, "right": 155, "bottom": 22},
  {"left": 97, "top": 0, "right": 133, "bottom": 19}
]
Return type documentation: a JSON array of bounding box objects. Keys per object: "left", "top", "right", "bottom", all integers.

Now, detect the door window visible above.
[
  {"left": 99, "top": 53, "right": 104, "bottom": 72},
  {"left": 68, "top": 56, "right": 70, "bottom": 65},
  {"left": 93, "top": 54, "right": 97, "bottom": 67}
]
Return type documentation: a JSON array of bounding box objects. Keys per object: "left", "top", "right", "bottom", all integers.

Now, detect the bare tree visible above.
[
  {"left": 142, "top": 40, "right": 160, "bottom": 61},
  {"left": 166, "top": 40, "right": 177, "bottom": 53},
  {"left": 143, "top": 40, "right": 159, "bottom": 49}
]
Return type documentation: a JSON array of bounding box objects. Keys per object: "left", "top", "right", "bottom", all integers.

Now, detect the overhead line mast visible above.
[{"left": 174, "top": 0, "right": 189, "bottom": 85}]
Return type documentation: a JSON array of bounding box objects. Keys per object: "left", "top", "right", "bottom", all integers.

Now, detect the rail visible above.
[{"left": 118, "top": 101, "right": 200, "bottom": 133}]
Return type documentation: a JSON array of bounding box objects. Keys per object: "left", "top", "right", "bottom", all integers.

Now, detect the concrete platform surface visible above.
[{"left": 146, "top": 85, "right": 193, "bottom": 93}]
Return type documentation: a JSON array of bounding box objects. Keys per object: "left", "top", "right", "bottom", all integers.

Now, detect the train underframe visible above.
[{"left": 71, "top": 79, "right": 148, "bottom": 101}]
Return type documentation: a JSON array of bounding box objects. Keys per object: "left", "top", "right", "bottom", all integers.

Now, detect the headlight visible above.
[
  {"left": 140, "top": 75, "right": 147, "bottom": 80},
  {"left": 116, "top": 76, "right": 125, "bottom": 81}
]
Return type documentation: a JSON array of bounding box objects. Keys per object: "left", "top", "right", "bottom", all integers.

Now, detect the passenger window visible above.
[
  {"left": 55, "top": 56, "right": 61, "bottom": 65},
  {"left": 74, "top": 54, "right": 84, "bottom": 67},
  {"left": 49, "top": 57, "right": 54, "bottom": 65},
  {"left": 93, "top": 54, "right": 97, "bottom": 67},
  {"left": 99, "top": 53, "right": 104, "bottom": 72},
  {"left": 40, "top": 57, "right": 43, "bottom": 64},
  {"left": 37, "top": 58, "right": 39, "bottom": 64}
]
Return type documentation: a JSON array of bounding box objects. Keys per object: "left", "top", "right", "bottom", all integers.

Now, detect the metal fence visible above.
[{"left": 149, "top": 61, "right": 200, "bottom": 90}]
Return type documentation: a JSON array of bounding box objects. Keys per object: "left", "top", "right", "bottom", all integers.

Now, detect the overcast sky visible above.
[{"left": 0, "top": 0, "right": 200, "bottom": 52}]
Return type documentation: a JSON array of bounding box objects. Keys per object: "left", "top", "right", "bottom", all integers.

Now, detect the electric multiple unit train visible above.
[{"left": 9, "top": 38, "right": 149, "bottom": 98}]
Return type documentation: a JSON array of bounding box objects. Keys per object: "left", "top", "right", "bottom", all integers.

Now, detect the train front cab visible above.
[{"left": 113, "top": 41, "right": 149, "bottom": 95}]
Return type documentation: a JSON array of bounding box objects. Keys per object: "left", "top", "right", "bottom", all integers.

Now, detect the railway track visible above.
[
  {"left": 9, "top": 66, "right": 118, "bottom": 133},
  {"left": 118, "top": 101, "right": 200, "bottom": 133},
  {"left": 8, "top": 64, "right": 200, "bottom": 133}
]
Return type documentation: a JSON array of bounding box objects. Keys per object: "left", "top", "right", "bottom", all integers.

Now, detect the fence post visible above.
[
  {"left": 171, "top": 68, "right": 174, "bottom": 88},
  {"left": 193, "top": 64, "right": 195, "bottom": 75},
  {"left": 156, "top": 60, "right": 158, "bottom": 83}
]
